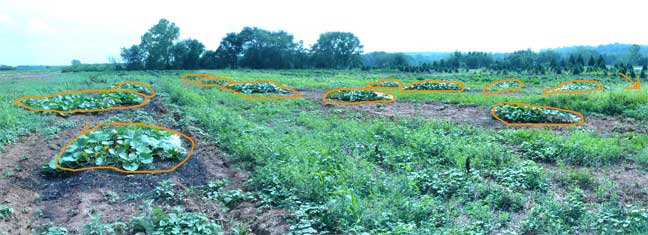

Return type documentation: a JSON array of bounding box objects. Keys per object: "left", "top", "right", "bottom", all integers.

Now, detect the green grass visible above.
[{"left": 2, "top": 69, "right": 648, "bottom": 234}]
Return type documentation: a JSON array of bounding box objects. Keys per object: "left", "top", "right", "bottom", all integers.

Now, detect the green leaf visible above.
[{"left": 122, "top": 162, "right": 140, "bottom": 171}]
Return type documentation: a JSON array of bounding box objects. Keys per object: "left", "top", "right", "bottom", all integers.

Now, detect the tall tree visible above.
[
  {"left": 311, "top": 32, "right": 363, "bottom": 69},
  {"left": 626, "top": 44, "right": 642, "bottom": 65},
  {"left": 120, "top": 45, "right": 145, "bottom": 70},
  {"left": 140, "top": 19, "right": 180, "bottom": 69},
  {"left": 171, "top": 39, "right": 205, "bottom": 69}
]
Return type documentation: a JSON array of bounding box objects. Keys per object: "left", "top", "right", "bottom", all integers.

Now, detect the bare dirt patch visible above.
[
  {"left": 0, "top": 98, "right": 288, "bottom": 234},
  {"left": 300, "top": 88, "right": 644, "bottom": 134}
]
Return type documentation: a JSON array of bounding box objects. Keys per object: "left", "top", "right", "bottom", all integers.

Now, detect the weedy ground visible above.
[{"left": 0, "top": 69, "right": 647, "bottom": 234}]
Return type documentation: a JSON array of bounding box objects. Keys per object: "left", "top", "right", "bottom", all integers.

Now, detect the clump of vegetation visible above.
[
  {"left": 226, "top": 82, "right": 290, "bottom": 94},
  {"left": 491, "top": 81, "right": 521, "bottom": 90},
  {"left": 201, "top": 79, "right": 231, "bottom": 86},
  {"left": 556, "top": 82, "right": 601, "bottom": 91},
  {"left": 21, "top": 92, "right": 144, "bottom": 112},
  {"left": 113, "top": 83, "right": 153, "bottom": 96},
  {"left": 369, "top": 81, "right": 400, "bottom": 88},
  {"left": 0, "top": 205, "right": 13, "bottom": 220},
  {"left": 50, "top": 125, "right": 187, "bottom": 171},
  {"left": 494, "top": 103, "right": 582, "bottom": 124},
  {"left": 131, "top": 202, "right": 223, "bottom": 235},
  {"left": 326, "top": 90, "right": 393, "bottom": 102},
  {"left": 403, "top": 81, "right": 462, "bottom": 91}
]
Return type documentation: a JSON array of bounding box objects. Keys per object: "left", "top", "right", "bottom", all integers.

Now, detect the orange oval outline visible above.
[
  {"left": 322, "top": 87, "right": 397, "bottom": 105},
  {"left": 14, "top": 89, "right": 150, "bottom": 114},
  {"left": 198, "top": 77, "right": 236, "bottom": 87},
  {"left": 53, "top": 122, "right": 196, "bottom": 174},
  {"left": 111, "top": 81, "right": 156, "bottom": 99},
  {"left": 220, "top": 80, "right": 302, "bottom": 101},
  {"left": 401, "top": 80, "right": 465, "bottom": 93},
  {"left": 181, "top": 73, "right": 217, "bottom": 85},
  {"left": 491, "top": 101, "right": 585, "bottom": 127},
  {"left": 543, "top": 80, "right": 605, "bottom": 96},
  {"left": 482, "top": 79, "right": 524, "bottom": 96},
  {"left": 367, "top": 79, "right": 403, "bottom": 90}
]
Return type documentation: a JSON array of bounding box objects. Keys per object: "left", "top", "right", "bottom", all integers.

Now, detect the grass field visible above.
[{"left": 1, "top": 69, "right": 648, "bottom": 234}]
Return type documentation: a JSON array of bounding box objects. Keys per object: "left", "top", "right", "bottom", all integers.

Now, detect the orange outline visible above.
[
  {"left": 322, "top": 87, "right": 397, "bottom": 105},
  {"left": 619, "top": 72, "right": 641, "bottom": 90},
  {"left": 491, "top": 102, "right": 585, "bottom": 127},
  {"left": 401, "top": 80, "right": 465, "bottom": 93},
  {"left": 483, "top": 79, "right": 524, "bottom": 96},
  {"left": 367, "top": 79, "right": 403, "bottom": 89},
  {"left": 181, "top": 73, "right": 217, "bottom": 85},
  {"left": 543, "top": 80, "right": 605, "bottom": 95},
  {"left": 198, "top": 77, "right": 236, "bottom": 87},
  {"left": 53, "top": 122, "right": 195, "bottom": 174},
  {"left": 220, "top": 80, "right": 302, "bottom": 101},
  {"left": 14, "top": 89, "right": 151, "bottom": 114},
  {"left": 111, "top": 81, "right": 156, "bottom": 99}
]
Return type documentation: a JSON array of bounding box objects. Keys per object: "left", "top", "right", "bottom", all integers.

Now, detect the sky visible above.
[{"left": 1, "top": 0, "right": 647, "bottom": 66}]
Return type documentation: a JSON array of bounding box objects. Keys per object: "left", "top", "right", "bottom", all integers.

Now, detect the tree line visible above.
[
  {"left": 397, "top": 47, "right": 647, "bottom": 77},
  {"left": 56, "top": 18, "right": 648, "bottom": 76},
  {"left": 119, "top": 19, "right": 363, "bottom": 70}
]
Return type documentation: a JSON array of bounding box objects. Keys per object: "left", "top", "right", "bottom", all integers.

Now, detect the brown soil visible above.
[
  {"left": 0, "top": 98, "right": 288, "bottom": 234},
  {"left": 300, "top": 89, "right": 645, "bottom": 134}
]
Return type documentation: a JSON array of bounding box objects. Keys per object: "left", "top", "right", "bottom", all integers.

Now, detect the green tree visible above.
[
  {"left": 213, "top": 32, "right": 243, "bottom": 68},
  {"left": 311, "top": 32, "right": 363, "bottom": 68},
  {"left": 120, "top": 45, "right": 145, "bottom": 70},
  {"left": 626, "top": 44, "right": 641, "bottom": 65},
  {"left": 71, "top": 59, "right": 81, "bottom": 65},
  {"left": 171, "top": 39, "right": 205, "bottom": 69},
  {"left": 140, "top": 19, "right": 180, "bottom": 69}
]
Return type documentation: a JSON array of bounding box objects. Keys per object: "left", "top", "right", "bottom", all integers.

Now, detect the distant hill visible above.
[
  {"left": 15, "top": 65, "right": 65, "bottom": 70},
  {"left": 402, "top": 43, "right": 648, "bottom": 65}
]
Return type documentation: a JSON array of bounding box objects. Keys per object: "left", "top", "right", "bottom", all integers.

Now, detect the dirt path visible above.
[
  {"left": 300, "top": 89, "right": 645, "bottom": 134},
  {"left": 0, "top": 99, "right": 288, "bottom": 234}
]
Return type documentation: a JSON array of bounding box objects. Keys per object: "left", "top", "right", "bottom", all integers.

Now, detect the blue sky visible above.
[{"left": 1, "top": 0, "right": 647, "bottom": 66}]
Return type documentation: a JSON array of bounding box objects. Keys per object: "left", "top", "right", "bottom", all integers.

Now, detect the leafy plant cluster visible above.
[
  {"left": 491, "top": 81, "right": 520, "bottom": 90},
  {"left": 35, "top": 205, "right": 223, "bottom": 235},
  {"left": 201, "top": 180, "right": 255, "bottom": 208},
  {"left": 495, "top": 104, "right": 581, "bottom": 124},
  {"left": 201, "top": 79, "right": 231, "bottom": 86},
  {"left": 51, "top": 125, "right": 186, "bottom": 171},
  {"left": 22, "top": 92, "right": 144, "bottom": 111},
  {"left": 115, "top": 83, "right": 153, "bottom": 96},
  {"left": 374, "top": 81, "right": 400, "bottom": 87},
  {"left": 403, "top": 82, "right": 462, "bottom": 91},
  {"left": 226, "top": 82, "right": 290, "bottom": 94},
  {"left": 327, "top": 90, "right": 393, "bottom": 102},
  {"left": 0, "top": 205, "right": 13, "bottom": 220},
  {"left": 557, "top": 82, "right": 601, "bottom": 91},
  {"left": 130, "top": 204, "right": 224, "bottom": 235}
]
